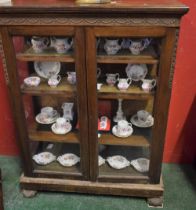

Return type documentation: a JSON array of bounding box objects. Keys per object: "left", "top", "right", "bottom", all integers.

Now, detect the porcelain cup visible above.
[
  {"left": 137, "top": 110, "right": 151, "bottom": 124},
  {"left": 106, "top": 73, "right": 119, "bottom": 86},
  {"left": 67, "top": 71, "right": 76, "bottom": 85},
  {"left": 31, "top": 36, "right": 49, "bottom": 53},
  {"left": 141, "top": 79, "right": 156, "bottom": 92},
  {"left": 55, "top": 117, "right": 70, "bottom": 130},
  {"left": 48, "top": 75, "right": 61, "bottom": 88},
  {"left": 117, "top": 78, "right": 132, "bottom": 91},
  {"left": 97, "top": 83, "right": 103, "bottom": 90},
  {"left": 41, "top": 107, "right": 57, "bottom": 119},
  {"left": 51, "top": 37, "right": 73, "bottom": 54},
  {"left": 117, "top": 120, "right": 132, "bottom": 135}
]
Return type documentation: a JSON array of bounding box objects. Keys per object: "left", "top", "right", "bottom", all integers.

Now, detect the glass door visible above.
[
  {"left": 86, "top": 26, "right": 167, "bottom": 183},
  {"left": 6, "top": 26, "right": 88, "bottom": 180}
]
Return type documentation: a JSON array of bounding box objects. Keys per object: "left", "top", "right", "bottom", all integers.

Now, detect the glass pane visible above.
[
  {"left": 12, "top": 35, "right": 83, "bottom": 176},
  {"left": 96, "top": 36, "right": 161, "bottom": 180}
]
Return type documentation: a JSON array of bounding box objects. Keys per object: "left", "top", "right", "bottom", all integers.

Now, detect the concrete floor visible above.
[{"left": 0, "top": 155, "right": 196, "bottom": 210}]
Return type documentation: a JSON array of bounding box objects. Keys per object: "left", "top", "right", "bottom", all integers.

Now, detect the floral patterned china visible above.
[
  {"left": 107, "top": 155, "right": 130, "bottom": 169},
  {"left": 51, "top": 37, "right": 73, "bottom": 54},
  {"left": 117, "top": 78, "right": 132, "bottom": 91},
  {"left": 112, "top": 120, "right": 133, "bottom": 138},
  {"left": 125, "top": 64, "right": 148, "bottom": 81},
  {"left": 24, "top": 76, "right": 41, "bottom": 87},
  {"left": 104, "top": 39, "right": 121, "bottom": 55},
  {"left": 32, "top": 152, "right": 56, "bottom": 165},
  {"left": 51, "top": 117, "right": 72, "bottom": 135},
  {"left": 48, "top": 74, "right": 61, "bottom": 88},
  {"left": 141, "top": 79, "right": 156, "bottom": 92},
  {"left": 34, "top": 61, "right": 61, "bottom": 79},
  {"left": 130, "top": 110, "right": 154, "bottom": 128},
  {"left": 31, "top": 36, "right": 50, "bottom": 53},
  {"left": 130, "top": 158, "right": 149, "bottom": 173},
  {"left": 35, "top": 107, "right": 59, "bottom": 124},
  {"left": 57, "top": 153, "right": 80, "bottom": 167}
]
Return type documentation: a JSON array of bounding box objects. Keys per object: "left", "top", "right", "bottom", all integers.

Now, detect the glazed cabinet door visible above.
[
  {"left": 0, "top": 26, "right": 89, "bottom": 180},
  {"left": 86, "top": 26, "right": 177, "bottom": 183}
]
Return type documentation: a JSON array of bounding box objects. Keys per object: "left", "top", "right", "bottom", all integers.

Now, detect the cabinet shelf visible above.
[
  {"left": 16, "top": 47, "right": 75, "bottom": 62},
  {"left": 97, "top": 47, "right": 158, "bottom": 64},
  {"left": 98, "top": 84, "right": 154, "bottom": 100},
  {"left": 21, "top": 77, "right": 76, "bottom": 96},
  {"left": 99, "top": 127, "right": 151, "bottom": 147},
  {"left": 28, "top": 122, "right": 79, "bottom": 144}
]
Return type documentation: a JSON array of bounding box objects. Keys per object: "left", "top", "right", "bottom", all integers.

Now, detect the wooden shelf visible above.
[
  {"left": 29, "top": 122, "right": 79, "bottom": 143},
  {"left": 21, "top": 77, "right": 76, "bottom": 96},
  {"left": 97, "top": 47, "right": 158, "bottom": 64},
  {"left": 99, "top": 127, "right": 151, "bottom": 147},
  {"left": 98, "top": 84, "right": 154, "bottom": 100},
  {"left": 16, "top": 47, "right": 75, "bottom": 62}
]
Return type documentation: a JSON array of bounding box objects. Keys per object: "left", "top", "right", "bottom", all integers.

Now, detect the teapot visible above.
[
  {"left": 128, "top": 38, "right": 151, "bottom": 55},
  {"left": 104, "top": 39, "right": 121, "bottom": 55},
  {"left": 117, "top": 78, "right": 132, "bottom": 91},
  {"left": 51, "top": 37, "right": 73, "bottom": 54}
]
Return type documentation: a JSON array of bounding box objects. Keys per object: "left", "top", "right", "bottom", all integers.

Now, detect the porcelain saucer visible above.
[
  {"left": 112, "top": 125, "right": 133, "bottom": 138},
  {"left": 51, "top": 122, "right": 72, "bottom": 135},
  {"left": 130, "top": 114, "right": 154, "bottom": 128},
  {"left": 35, "top": 112, "right": 59, "bottom": 125}
]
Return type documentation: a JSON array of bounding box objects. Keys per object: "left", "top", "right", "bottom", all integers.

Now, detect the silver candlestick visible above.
[{"left": 113, "top": 99, "right": 126, "bottom": 122}]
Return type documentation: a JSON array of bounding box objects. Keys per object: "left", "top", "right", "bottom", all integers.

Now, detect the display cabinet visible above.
[{"left": 0, "top": 0, "right": 188, "bottom": 207}]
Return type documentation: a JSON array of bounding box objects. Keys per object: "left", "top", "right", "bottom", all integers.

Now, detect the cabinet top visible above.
[{"left": 0, "top": 0, "right": 189, "bottom": 15}]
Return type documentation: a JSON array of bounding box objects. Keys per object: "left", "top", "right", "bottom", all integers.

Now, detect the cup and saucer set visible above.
[
  {"left": 35, "top": 107, "right": 60, "bottom": 125},
  {"left": 130, "top": 110, "right": 154, "bottom": 128},
  {"left": 112, "top": 120, "right": 133, "bottom": 138}
]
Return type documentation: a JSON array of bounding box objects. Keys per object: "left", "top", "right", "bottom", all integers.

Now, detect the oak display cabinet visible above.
[{"left": 0, "top": 0, "right": 188, "bottom": 206}]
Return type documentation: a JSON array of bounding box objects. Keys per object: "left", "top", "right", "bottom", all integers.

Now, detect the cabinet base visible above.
[{"left": 20, "top": 174, "right": 164, "bottom": 202}]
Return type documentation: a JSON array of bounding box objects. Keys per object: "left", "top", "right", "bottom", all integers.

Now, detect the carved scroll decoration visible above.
[
  {"left": 169, "top": 29, "right": 179, "bottom": 89},
  {"left": 0, "top": 33, "right": 9, "bottom": 84},
  {"left": 0, "top": 17, "right": 180, "bottom": 27}
]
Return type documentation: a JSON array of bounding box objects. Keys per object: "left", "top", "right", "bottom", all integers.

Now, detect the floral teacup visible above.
[{"left": 48, "top": 75, "right": 61, "bottom": 88}]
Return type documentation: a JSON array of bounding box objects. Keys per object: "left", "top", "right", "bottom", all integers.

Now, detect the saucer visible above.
[
  {"left": 51, "top": 122, "right": 72, "bottom": 135},
  {"left": 112, "top": 125, "right": 133, "bottom": 138},
  {"left": 130, "top": 114, "right": 154, "bottom": 128},
  {"left": 35, "top": 112, "right": 59, "bottom": 125}
]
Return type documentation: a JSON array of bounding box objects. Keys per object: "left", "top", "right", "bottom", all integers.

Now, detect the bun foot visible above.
[
  {"left": 147, "top": 196, "right": 163, "bottom": 208},
  {"left": 21, "top": 189, "right": 37, "bottom": 198}
]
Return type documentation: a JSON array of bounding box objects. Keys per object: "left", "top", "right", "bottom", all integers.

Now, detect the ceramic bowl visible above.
[
  {"left": 57, "top": 153, "right": 80, "bottom": 167},
  {"left": 32, "top": 152, "right": 56, "bottom": 165},
  {"left": 130, "top": 158, "right": 149, "bottom": 173},
  {"left": 107, "top": 155, "right": 130, "bottom": 169},
  {"left": 24, "top": 76, "right": 41, "bottom": 87}
]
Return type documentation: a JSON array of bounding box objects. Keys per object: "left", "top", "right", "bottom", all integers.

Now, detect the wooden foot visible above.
[
  {"left": 21, "top": 189, "right": 37, "bottom": 198},
  {"left": 147, "top": 196, "right": 163, "bottom": 208}
]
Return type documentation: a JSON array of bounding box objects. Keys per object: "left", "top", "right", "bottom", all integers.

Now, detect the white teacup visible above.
[
  {"left": 41, "top": 107, "right": 57, "bottom": 119},
  {"left": 48, "top": 75, "right": 61, "bottom": 88},
  {"left": 117, "top": 120, "right": 132, "bottom": 135},
  {"left": 141, "top": 79, "right": 156, "bottom": 92},
  {"left": 137, "top": 110, "right": 151, "bottom": 124},
  {"left": 55, "top": 117, "right": 70, "bottom": 130},
  {"left": 97, "top": 83, "right": 103, "bottom": 90},
  {"left": 31, "top": 36, "right": 49, "bottom": 53}
]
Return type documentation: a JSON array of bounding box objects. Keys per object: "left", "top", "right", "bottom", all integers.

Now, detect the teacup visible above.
[
  {"left": 51, "top": 37, "right": 73, "bottom": 54},
  {"left": 117, "top": 120, "right": 132, "bottom": 135},
  {"left": 137, "top": 110, "right": 151, "bottom": 124},
  {"left": 97, "top": 83, "right": 103, "bottom": 90},
  {"left": 55, "top": 117, "right": 70, "bottom": 130},
  {"left": 117, "top": 78, "right": 132, "bottom": 91},
  {"left": 104, "top": 39, "right": 121, "bottom": 55},
  {"left": 141, "top": 79, "right": 156, "bottom": 92},
  {"left": 31, "top": 36, "right": 49, "bottom": 53},
  {"left": 67, "top": 71, "right": 76, "bottom": 85},
  {"left": 40, "top": 107, "right": 57, "bottom": 119},
  {"left": 106, "top": 73, "right": 119, "bottom": 86},
  {"left": 24, "top": 76, "right": 41, "bottom": 87},
  {"left": 48, "top": 75, "right": 61, "bottom": 88}
]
